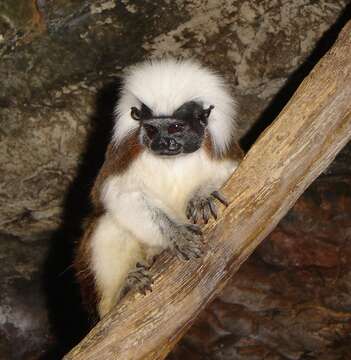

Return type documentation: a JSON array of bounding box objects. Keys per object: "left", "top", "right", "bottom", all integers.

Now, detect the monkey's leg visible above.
[
  {"left": 90, "top": 213, "right": 146, "bottom": 318},
  {"left": 186, "top": 190, "right": 229, "bottom": 224}
]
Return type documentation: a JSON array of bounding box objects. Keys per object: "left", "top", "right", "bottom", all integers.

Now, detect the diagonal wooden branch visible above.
[{"left": 65, "top": 21, "right": 351, "bottom": 360}]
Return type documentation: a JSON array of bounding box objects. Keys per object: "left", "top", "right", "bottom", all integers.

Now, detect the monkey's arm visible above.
[
  {"left": 186, "top": 149, "right": 243, "bottom": 224},
  {"left": 104, "top": 189, "right": 202, "bottom": 259}
]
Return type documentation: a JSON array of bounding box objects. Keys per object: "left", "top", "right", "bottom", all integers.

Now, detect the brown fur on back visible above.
[
  {"left": 73, "top": 215, "right": 101, "bottom": 323},
  {"left": 74, "top": 129, "right": 142, "bottom": 320},
  {"left": 91, "top": 129, "right": 143, "bottom": 209}
]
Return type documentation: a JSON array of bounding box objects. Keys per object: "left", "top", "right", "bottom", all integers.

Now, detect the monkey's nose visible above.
[
  {"left": 166, "top": 138, "right": 179, "bottom": 151},
  {"left": 161, "top": 138, "right": 180, "bottom": 152},
  {"left": 153, "top": 137, "right": 181, "bottom": 155}
]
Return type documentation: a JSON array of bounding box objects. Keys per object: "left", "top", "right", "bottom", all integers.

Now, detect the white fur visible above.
[
  {"left": 102, "top": 149, "right": 237, "bottom": 236},
  {"left": 113, "top": 59, "right": 238, "bottom": 156},
  {"left": 103, "top": 149, "right": 236, "bottom": 221},
  {"left": 90, "top": 213, "right": 143, "bottom": 317}
]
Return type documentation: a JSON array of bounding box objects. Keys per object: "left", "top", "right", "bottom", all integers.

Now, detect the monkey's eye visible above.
[
  {"left": 143, "top": 123, "right": 158, "bottom": 139},
  {"left": 168, "top": 123, "right": 184, "bottom": 134},
  {"left": 131, "top": 107, "right": 142, "bottom": 121}
]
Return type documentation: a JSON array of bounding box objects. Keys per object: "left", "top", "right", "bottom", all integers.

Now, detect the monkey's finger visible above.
[
  {"left": 208, "top": 199, "right": 218, "bottom": 220},
  {"left": 130, "top": 275, "right": 142, "bottom": 283},
  {"left": 136, "top": 261, "right": 150, "bottom": 269},
  {"left": 133, "top": 266, "right": 152, "bottom": 276},
  {"left": 211, "top": 191, "right": 229, "bottom": 206},
  {"left": 129, "top": 269, "right": 152, "bottom": 284},
  {"left": 139, "top": 276, "right": 152, "bottom": 286},
  {"left": 175, "top": 246, "right": 190, "bottom": 261},
  {"left": 139, "top": 271, "right": 153, "bottom": 280},
  {"left": 202, "top": 202, "right": 210, "bottom": 224},
  {"left": 187, "top": 241, "right": 203, "bottom": 252},
  {"left": 140, "top": 288, "right": 147, "bottom": 296},
  {"left": 144, "top": 283, "right": 153, "bottom": 292},
  {"left": 191, "top": 205, "right": 199, "bottom": 224},
  {"left": 186, "top": 245, "right": 203, "bottom": 258},
  {"left": 186, "top": 204, "right": 192, "bottom": 219},
  {"left": 186, "top": 224, "right": 203, "bottom": 235},
  {"left": 186, "top": 239, "right": 202, "bottom": 249},
  {"left": 127, "top": 275, "right": 140, "bottom": 284},
  {"left": 192, "top": 248, "right": 203, "bottom": 258}
]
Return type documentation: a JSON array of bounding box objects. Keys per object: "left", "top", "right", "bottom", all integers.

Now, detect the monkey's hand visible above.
[
  {"left": 186, "top": 191, "right": 229, "bottom": 224},
  {"left": 168, "top": 224, "right": 203, "bottom": 261},
  {"left": 126, "top": 261, "right": 154, "bottom": 295}
]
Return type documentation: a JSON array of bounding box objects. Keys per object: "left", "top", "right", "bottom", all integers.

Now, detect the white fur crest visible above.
[{"left": 113, "top": 59, "right": 237, "bottom": 156}]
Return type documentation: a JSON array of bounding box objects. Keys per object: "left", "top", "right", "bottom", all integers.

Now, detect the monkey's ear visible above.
[
  {"left": 200, "top": 105, "right": 214, "bottom": 126},
  {"left": 131, "top": 103, "right": 153, "bottom": 121},
  {"left": 131, "top": 107, "right": 142, "bottom": 121},
  {"left": 203, "top": 105, "right": 214, "bottom": 119}
]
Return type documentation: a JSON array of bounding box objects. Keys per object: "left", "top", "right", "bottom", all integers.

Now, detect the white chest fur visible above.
[{"left": 101, "top": 149, "right": 237, "bottom": 219}]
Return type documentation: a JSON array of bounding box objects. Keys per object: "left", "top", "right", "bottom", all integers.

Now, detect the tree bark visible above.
[{"left": 65, "top": 20, "right": 351, "bottom": 360}]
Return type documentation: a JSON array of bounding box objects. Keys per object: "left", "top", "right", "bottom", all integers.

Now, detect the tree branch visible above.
[{"left": 65, "top": 20, "right": 351, "bottom": 360}]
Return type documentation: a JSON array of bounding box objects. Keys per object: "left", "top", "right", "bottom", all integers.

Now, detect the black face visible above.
[{"left": 130, "top": 101, "right": 214, "bottom": 156}]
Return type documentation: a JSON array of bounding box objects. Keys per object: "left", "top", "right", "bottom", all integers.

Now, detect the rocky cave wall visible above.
[{"left": 0, "top": 1, "right": 350, "bottom": 359}]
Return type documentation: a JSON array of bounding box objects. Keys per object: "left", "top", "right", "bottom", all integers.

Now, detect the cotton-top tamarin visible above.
[{"left": 74, "top": 59, "right": 244, "bottom": 320}]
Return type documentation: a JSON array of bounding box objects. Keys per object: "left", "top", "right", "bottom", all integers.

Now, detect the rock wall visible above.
[{"left": 0, "top": 1, "right": 350, "bottom": 359}]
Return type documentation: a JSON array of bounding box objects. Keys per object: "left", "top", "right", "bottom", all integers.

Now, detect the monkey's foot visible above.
[
  {"left": 170, "top": 224, "right": 203, "bottom": 261},
  {"left": 186, "top": 191, "right": 229, "bottom": 224},
  {"left": 126, "top": 262, "right": 153, "bottom": 295}
]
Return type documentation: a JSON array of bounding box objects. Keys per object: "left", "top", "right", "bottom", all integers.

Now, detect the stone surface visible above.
[
  {"left": 0, "top": 232, "right": 52, "bottom": 359},
  {"left": 0, "top": 0, "right": 350, "bottom": 359}
]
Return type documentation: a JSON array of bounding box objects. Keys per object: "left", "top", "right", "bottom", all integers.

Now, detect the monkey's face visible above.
[
  {"left": 141, "top": 118, "right": 199, "bottom": 156},
  {"left": 131, "top": 101, "right": 214, "bottom": 156}
]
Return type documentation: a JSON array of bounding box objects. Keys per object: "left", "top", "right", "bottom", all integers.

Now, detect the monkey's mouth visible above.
[
  {"left": 156, "top": 148, "right": 182, "bottom": 156},
  {"left": 151, "top": 138, "right": 182, "bottom": 156}
]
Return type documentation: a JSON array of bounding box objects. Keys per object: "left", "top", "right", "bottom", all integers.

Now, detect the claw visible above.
[
  {"left": 203, "top": 202, "right": 210, "bottom": 223},
  {"left": 211, "top": 191, "right": 229, "bottom": 206},
  {"left": 186, "top": 224, "right": 202, "bottom": 235},
  {"left": 175, "top": 245, "right": 189, "bottom": 261},
  {"left": 191, "top": 246, "right": 203, "bottom": 258},
  {"left": 191, "top": 205, "right": 198, "bottom": 224},
  {"left": 186, "top": 203, "right": 192, "bottom": 219},
  {"left": 145, "top": 283, "right": 153, "bottom": 292},
  {"left": 208, "top": 199, "right": 218, "bottom": 219}
]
